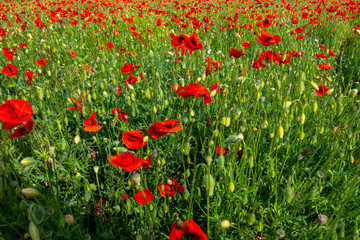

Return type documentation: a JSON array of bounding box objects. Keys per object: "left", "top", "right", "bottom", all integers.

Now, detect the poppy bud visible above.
[
  {"left": 300, "top": 131, "right": 305, "bottom": 140},
  {"left": 213, "top": 129, "right": 219, "bottom": 137},
  {"left": 225, "top": 117, "right": 231, "bottom": 127},
  {"left": 76, "top": 172, "right": 81, "bottom": 178},
  {"left": 349, "top": 89, "right": 358, "bottom": 98},
  {"left": 248, "top": 155, "right": 254, "bottom": 168},
  {"left": 203, "top": 174, "right": 215, "bottom": 196},
  {"left": 183, "top": 189, "right": 190, "bottom": 200},
  {"left": 190, "top": 109, "right": 195, "bottom": 117},
  {"left": 149, "top": 50, "right": 154, "bottom": 58},
  {"left": 65, "top": 214, "right": 74, "bottom": 225},
  {"left": 225, "top": 134, "right": 240, "bottom": 144},
  {"left": 325, "top": 77, "right": 332, "bottom": 82},
  {"left": 276, "top": 80, "right": 281, "bottom": 89},
  {"left": 300, "top": 112, "right": 306, "bottom": 124},
  {"left": 313, "top": 102, "right": 318, "bottom": 112},
  {"left": 209, "top": 140, "right": 214, "bottom": 146},
  {"left": 29, "top": 221, "right": 40, "bottom": 240},
  {"left": 248, "top": 214, "right": 256, "bottom": 225},
  {"left": 283, "top": 101, "right": 292, "bottom": 109},
  {"left": 21, "top": 157, "right": 36, "bottom": 166},
  {"left": 229, "top": 182, "right": 235, "bottom": 192},
  {"left": 284, "top": 186, "right": 294, "bottom": 204},
  {"left": 183, "top": 143, "right": 191, "bottom": 155},
  {"left": 153, "top": 106, "right": 157, "bottom": 114},
  {"left": 326, "top": 88, "right": 334, "bottom": 95},
  {"left": 318, "top": 214, "right": 328, "bottom": 225},
  {"left": 132, "top": 173, "right": 141, "bottom": 186},
  {"left": 205, "top": 156, "right": 212, "bottom": 165},
  {"left": 221, "top": 220, "right": 230, "bottom": 229},
  {"left": 210, "top": 89, "right": 217, "bottom": 97},
  {"left": 114, "top": 205, "right": 120, "bottom": 213},
  {"left": 299, "top": 81, "right": 305, "bottom": 95},
  {"left": 93, "top": 166, "right": 99, "bottom": 174},
  {"left": 310, "top": 82, "right": 319, "bottom": 91},
  {"left": 145, "top": 89, "right": 151, "bottom": 99},
  {"left": 278, "top": 125, "right": 284, "bottom": 139},
  {"left": 277, "top": 229, "right": 286, "bottom": 238},
  {"left": 216, "top": 155, "right": 224, "bottom": 169},
  {"left": 102, "top": 91, "right": 108, "bottom": 99},
  {"left": 74, "top": 135, "right": 81, "bottom": 144},
  {"left": 22, "top": 188, "right": 40, "bottom": 198}
]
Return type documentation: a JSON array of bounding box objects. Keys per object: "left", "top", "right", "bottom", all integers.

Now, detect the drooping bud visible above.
[
  {"left": 203, "top": 174, "right": 215, "bottom": 196},
  {"left": 283, "top": 101, "right": 292, "bottom": 109}
]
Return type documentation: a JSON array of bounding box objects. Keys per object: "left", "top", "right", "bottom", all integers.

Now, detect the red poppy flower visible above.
[
  {"left": 25, "top": 71, "right": 33, "bottom": 83},
  {"left": 264, "top": 50, "right": 282, "bottom": 62},
  {"left": 117, "top": 84, "right": 121, "bottom": 96},
  {"left": 158, "top": 179, "right": 185, "bottom": 197},
  {"left": 83, "top": 112, "right": 102, "bottom": 132},
  {"left": 134, "top": 188, "right": 154, "bottom": 205},
  {"left": 229, "top": 48, "right": 245, "bottom": 58},
  {"left": 318, "top": 62, "right": 333, "bottom": 71},
  {"left": 206, "top": 116, "right": 210, "bottom": 127},
  {"left": 119, "top": 63, "right": 133, "bottom": 74},
  {"left": 2, "top": 64, "right": 18, "bottom": 77},
  {"left": 176, "top": 83, "right": 212, "bottom": 104},
  {"left": 216, "top": 146, "right": 226, "bottom": 155},
  {"left": 147, "top": 119, "right": 182, "bottom": 139},
  {"left": 122, "top": 73, "right": 137, "bottom": 84},
  {"left": 182, "top": 33, "right": 204, "bottom": 52},
  {"left": 206, "top": 60, "right": 223, "bottom": 76},
  {"left": 252, "top": 53, "right": 267, "bottom": 69},
  {"left": 109, "top": 152, "right": 152, "bottom": 172},
  {"left": 319, "top": 44, "right": 326, "bottom": 49},
  {"left": 171, "top": 34, "right": 189, "bottom": 48},
  {"left": 315, "top": 52, "right": 328, "bottom": 59},
  {"left": 0, "top": 99, "right": 33, "bottom": 128},
  {"left": 209, "top": 82, "right": 224, "bottom": 93},
  {"left": 122, "top": 130, "right": 148, "bottom": 149},
  {"left": 256, "top": 28, "right": 281, "bottom": 46},
  {"left": 296, "top": 35, "right": 304, "bottom": 40},
  {"left": 329, "top": 50, "right": 336, "bottom": 57},
  {"left": 9, "top": 120, "right": 34, "bottom": 139},
  {"left": 111, "top": 107, "right": 128, "bottom": 122},
  {"left": 36, "top": 57, "right": 47, "bottom": 67},
  {"left": 105, "top": 41, "right": 115, "bottom": 51},
  {"left": 0, "top": 28, "right": 6, "bottom": 37},
  {"left": 67, "top": 97, "right": 82, "bottom": 113},
  {"left": 315, "top": 83, "right": 329, "bottom": 96},
  {"left": 3, "top": 48, "right": 14, "bottom": 61},
  {"left": 121, "top": 193, "right": 129, "bottom": 200},
  {"left": 169, "top": 220, "right": 208, "bottom": 240},
  {"left": 19, "top": 40, "right": 27, "bottom": 48},
  {"left": 241, "top": 41, "right": 252, "bottom": 49}
]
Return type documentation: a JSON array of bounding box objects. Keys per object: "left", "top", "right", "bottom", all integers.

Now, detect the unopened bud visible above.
[
  {"left": 229, "top": 182, "right": 235, "bottom": 192},
  {"left": 22, "top": 188, "right": 40, "bottom": 198},
  {"left": 21, "top": 157, "right": 36, "bottom": 166},
  {"left": 349, "top": 89, "right": 358, "bottom": 98},
  {"left": 318, "top": 214, "right": 328, "bottom": 225},
  {"left": 145, "top": 89, "right": 151, "bottom": 99},
  {"left": 29, "top": 221, "right": 40, "bottom": 240},
  {"left": 132, "top": 173, "right": 141, "bottom": 185},
  {"left": 278, "top": 125, "right": 284, "bottom": 139},
  {"left": 283, "top": 101, "right": 292, "bottom": 109},
  {"left": 300, "top": 112, "right": 306, "bottom": 124},
  {"left": 313, "top": 102, "right": 318, "bottom": 112},
  {"left": 74, "top": 135, "right": 81, "bottom": 144},
  {"left": 221, "top": 220, "right": 230, "bottom": 229},
  {"left": 205, "top": 156, "right": 212, "bottom": 165},
  {"left": 299, "top": 81, "right": 305, "bottom": 95},
  {"left": 310, "top": 82, "right": 319, "bottom": 91},
  {"left": 225, "top": 134, "right": 240, "bottom": 144},
  {"left": 203, "top": 174, "right": 215, "bottom": 196},
  {"left": 326, "top": 88, "right": 334, "bottom": 95},
  {"left": 102, "top": 91, "right": 108, "bottom": 99},
  {"left": 149, "top": 50, "right": 154, "bottom": 58},
  {"left": 65, "top": 214, "right": 74, "bottom": 225},
  {"left": 93, "top": 166, "right": 99, "bottom": 174},
  {"left": 284, "top": 187, "right": 294, "bottom": 204}
]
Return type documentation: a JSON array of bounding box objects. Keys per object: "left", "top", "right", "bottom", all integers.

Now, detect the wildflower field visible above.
[{"left": 1, "top": 0, "right": 360, "bottom": 239}]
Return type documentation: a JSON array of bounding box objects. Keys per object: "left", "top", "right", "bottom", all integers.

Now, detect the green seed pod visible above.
[
  {"left": 300, "top": 131, "right": 305, "bottom": 140},
  {"left": 284, "top": 187, "right": 294, "bottom": 204},
  {"left": 213, "top": 129, "right": 219, "bottom": 137},
  {"left": 203, "top": 175, "right": 215, "bottom": 196}
]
